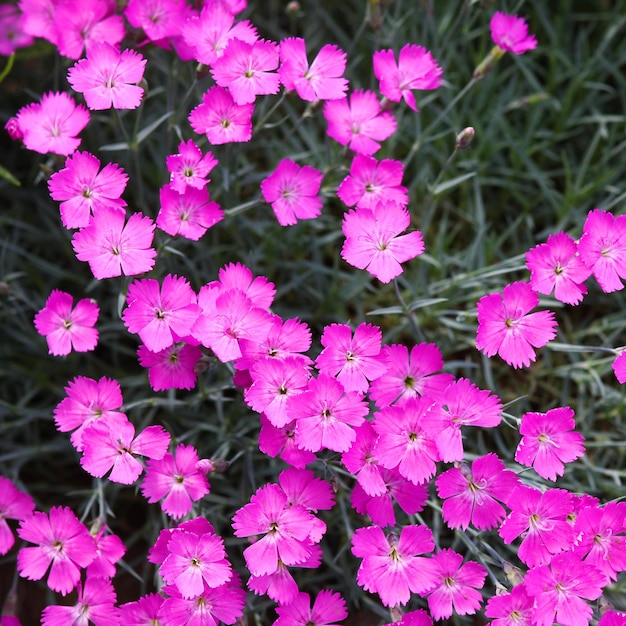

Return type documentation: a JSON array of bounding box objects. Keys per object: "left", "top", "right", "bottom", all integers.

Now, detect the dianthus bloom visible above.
[
  {"left": 67, "top": 42, "right": 146, "bottom": 110},
  {"left": 0, "top": 477, "right": 35, "bottom": 556},
  {"left": 490, "top": 12, "right": 538, "bottom": 55},
  {"left": 166, "top": 139, "right": 218, "bottom": 193},
  {"left": 476, "top": 281, "right": 557, "bottom": 368},
  {"left": 515, "top": 406, "right": 585, "bottom": 481},
  {"left": 48, "top": 151, "right": 128, "bottom": 229},
  {"left": 341, "top": 205, "right": 424, "bottom": 283},
  {"left": 324, "top": 89, "right": 396, "bottom": 155},
  {"left": 137, "top": 342, "right": 203, "bottom": 392},
  {"left": 526, "top": 231, "right": 591, "bottom": 305},
  {"left": 279, "top": 37, "right": 348, "bottom": 102},
  {"left": 351, "top": 525, "right": 437, "bottom": 607},
  {"left": 34, "top": 290, "right": 99, "bottom": 356},
  {"left": 260, "top": 158, "right": 323, "bottom": 226},
  {"left": 425, "top": 549, "right": 486, "bottom": 620},
  {"left": 17, "top": 506, "right": 96, "bottom": 595},
  {"left": 15, "top": 91, "right": 89, "bottom": 155},
  {"left": 373, "top": 43, "right": 443, "bottom": 111},
  {"left": 274, "top": 590, "right": 348, "bottom": 626},
  {"left": 0, "top": 5, "right": 33, "bottom": 55},
  {"left": 484, "top": 584, "right": 534, "bottom": 626},
  {"left": 577, "top": 209, "right": 626, "bottom": 293}
]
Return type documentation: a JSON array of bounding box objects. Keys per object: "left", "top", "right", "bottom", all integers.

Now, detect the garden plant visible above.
[{"left": 1, "top": 0, "right": 626, "bottom": 624}]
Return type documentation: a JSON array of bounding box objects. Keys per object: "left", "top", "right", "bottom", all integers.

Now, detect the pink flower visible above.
[
  {"left": 41, "top": 576, "right": 119, "bottom": 625},
  {"left": 351, "top": 525, "right": 437, "bottom": 606},
  {"left": 212, "top": 261, "right": 276, "bottom": 308},
  {"left": 166, "top": 139, "right": 218, "bottom": 194},
  {"left": 138, "top": 342, "right": 203, "bottom": 392},
  {"left": 599, "top": 612, "right": 626, "bottom": 626},
  {"left": 189, "top": 85, "right": 254, "bottom": 144},
  {"left": 258, "top": 416, "right": 316, "bottom": 469},
  {"left": 72, "top": 207, "right": 157, "bottom": 279},
  {"left": 498, "top": 485, "right": 575, "bottom": 567},
  {"left": 15, "top": 91, "right": 89, "bottom": 155},
  {"left": 0, "top": 5, "right": 33, "bottom": 55},
  {"left": 526, "top": 231, "right": 591, "bottom": 305},
  {"left": 373, "top": 44, "right": 443, "bottom": 111},
  {"left": 422, "top": 377, "right": 502, "bottom": 462},
  {"left": 425, "top": 549, "right": 486, "bottom": 620},
  {"left": 525, "top": 552, "right": 604, "bottom": 626},
  {"left": 373, "top": 396, "right": 440, "bottom": 485},
  {"left": 261, "top": 158, "right": 324, "bottom": 226},
  {"left": 0, "top": 477, "right": 35, "bottom": 556},
  {"left": 337, "top": 154, "right": 408, "bottom": 209},
  {"left": 274, "top": 590, "right": 348, "bottom": 626},
  {"left": 324, "top": 89, "right": 396, "bottom": 155},
  {"left": 68, "top": 42, "right": 146, "bottom": 110},
  {"left": 17, "top": 506, "right": 96, "bottom": 595},
  {"left": 182, "top": 2, "right": 257, "bottom": 66},
  {"left": 288, "top": 373, "right": 368, "bottom": 453},
  {"left": 316, "top": 322, "right": 386, "bottom": 393},
  {"left": 53, "top": 376, "right": 125, "bottom": 452},
  {"left": 48, "top": 151, "right": 128, "bottom": 229},
  {"left": 159, "top": 530, "right": 231, "bottom": 598},
  {"left": 435, "top": 453, "right": 519, "bottom": 530},
  {"left": 341, "top": 205, "right": 425, "bottom": 283},
  {"left": 484, "top": 584, "right": 534, "bottom": 626},
  {"left": 34, "top": 290, "right": 99, "bottom": 356},
  {"left": 490, "top": 12, "right": 538, "bottom": 55},
  {"left": 578, "top": 209, "right": 626, "bottom": 293},
  {"left": 476, "top": 281, "right": 558, "bottom": 368},
  {"left": 18, "top": 0, "right": 57, "bottom": 45},
  {"left": 515, "top": 406, "right": 585, "bottom": 481},
  {"left": 157, "top": 183, "right": 223, "bottom": 240},
  {"left": 211, "top": 38, "right": 280, "bottom": 105},
  {"left": 141, "top": 444, "right": 210, "bottom": 519},
  {"left": 80, "top": 414, "right": 170, "bottom": 485},
  {"left": 232, "top": 483, "right": 319, "bottom": 576},
  {"left": 87, "top": 526, "right": 126, "bottom": 579},
  {"left": 612, "top": 351, "right": 626, "bottom": 383},
  {"left": 122, "top": 275, "right": 201, "bottom": 353},
  {"left": 279, "top": 37, "right": 348, "bottom": 102},
  {"left": 278, "top": 468, "right": 335, "bottom": 513},
  {"left": 119, "top": 593, "right": 164, "bottom": 624},
  {"left": 369, "top": 343, "right": 454, "bottom": 408},
  {"left": 124, "top": 0, "right": 188, "bottom": 43},
  {"left": 341, "top": 421, "right": 386, "bottom": 497}
]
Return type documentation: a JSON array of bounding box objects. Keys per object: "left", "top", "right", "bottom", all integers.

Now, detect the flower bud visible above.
[
  {"left": 4, "top": 116, "right": 23, "bottom": 141},
  {"left": 472, "top": 45, "right": 506, "bottom": 81},
  {"left": 455, "top": 127, "right": 475, "bottom": 151}
]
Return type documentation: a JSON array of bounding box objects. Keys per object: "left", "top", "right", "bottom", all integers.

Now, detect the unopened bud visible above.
[
  {"left": 286, "top": 1, "right": 300, "bottom": 13},
  {"left": 5, "top": 116, "right": 23, "bottom": 141},
  {"left": 503, "top": 561, "right": 525, "bottom": 586},
  {"left": 196, "top": 459, "right": 214, "bottom": 473},
  {"left": 472, "top": 45, "right": 506, "bottom": 81},
  {"left": 210, "top": 458, "right": 230, "bottom": 473},
  {"left": 0, "top": 281, "right": 10, "bottom": 296},
  {"left": 388, "top": 605, "right": 404, "bottom": 622},
  {"left": 455, "top": 127, "right": 475, "bottom": 151}
]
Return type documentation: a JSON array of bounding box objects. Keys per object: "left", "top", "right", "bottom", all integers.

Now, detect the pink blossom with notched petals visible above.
[
  {"left": 279, "top": 37, "right": 348, "bottom": 102},
  {"left": 41, "top": 576, "right": 119, "bottom": 625},
  {"left": 67, "top": 42, "right": 146, "bottom": 110},
  {"left": 48, "top": 151, "right": 128, "bottom": 230},
  {"left": 425, "top": 549, "right": 486, "bottom": 620},
  {"left": 137, "top": 342, "right": 202, "bottom": 392},
  {"left": 258, "top": 416, "right": 317, "bottom": 469},
  {"left": 341, "top": 205, "right": 425, "bottom": 283},
  {"left": 341, "top": 421, "right": 386, "bottom": 497},
  {"left": 80, "top": 414, "right": 170, "bottom": 485},
  {"left": 383, "top": 610, "right": 433, "bottom": 626},
  {"left": 373, "top": 43, "right": 443, "bottom": 111},
  {"left": 369, "top": 342, "right": 454, "bottom": 408},
  {"left": 122, "top": 275, "right": 201, "bottom": 353},
  {"left": 274, "top": 590, "right": 348, "bottom": 626},
  {"left": 72, "top": 208, "right": 157, "bottom": 280},
  {"left": 149, "top": 517, "right": 215, "bottom": 566},
  {"left": 352, "top": 525, "right": 437, "bottom": 607},
  {"left": 598, "top": 612, "right": 626, "bottom": 626},
  {"left": 436, "top": 453, "right": 519, "bottom": 531},
  {"left": 87, "top": 526, "right": 126, "bottom": 579},
  {"left": 188, "top": 85, "right": 254, "bottom": 144},
  {"left": 211, "top": 37, "right": 280, "bottom": 105},
  {"left": 278, "top": 468, "right": 335, "bottom": 513},
  {"left": 124, "top": 0, "right": 187, "bottom": 43},
  {"left": 18, "top": 0, "right": 56, "bottom": 44},
  {"left": 337, "top": 154, "right": 408, "bottom": 209},
  {"left": 53, "top": 376, "right": 125, "bottom": 452},
  {"left": 0, "top": 477, "right": 35, "bottom": 556},
  {"left": 324, "top": 89, "right": 396, "bottom": 155},
  {"left": 16, "top": 91, "right": 89, "bottom": 156},
  {"left": 141, "top": 444, "right": 210, "bottom": 519},
  {"left": 17, "top": 506, "right": 96, "bottom": 595},
  {"left": 261, "top": 158, "right": 324, "bottom": 226},
  {"left": 0, "top": 5, "right": 33, "bottom": 55},
  {"left": 182, "top": 1, "right": 257, "bottom": 67},
  {"left": 166, "top": 139, "right": 218, "bottom": 193},
  {"left": 212, "top": 261, "right": 276, "bottom": 308},
  {"left": 515, "top": 406, "right": 585, "bottom": 481},
  {"left": 288, "top": 373, "right": 368, "bottom": 453},
  {"left": 490, "top": 12, "right": 538, "bottom": 55},
  {"left": 373, "top": 396, "right": 440, "bottom": 485},
  {"left": 578, "top": 208, "right": 626, "bottom": 293},
  {"left": 157, "top": 183, "right": 223, "bottom": 241},
  {"left": 119, "top": 592, "right": 164, "bottom": 624},
  {"left": 484, "top": 584, "right": 534, "bottom": 626},
  {"left": 34, "top": 290, "right": 99, "bottom": 356},
  {"left": 476, "top": 280, "right": 558, "bottom": 368},
  {"left": 315, "top": 322, "right": 386, "bottom": 393},
  {"left": 526, "top": 231, "right": 591, "bottom": 305}
]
